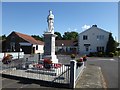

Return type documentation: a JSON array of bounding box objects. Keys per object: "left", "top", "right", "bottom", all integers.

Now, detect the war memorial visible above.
[{"left": 1, "top": 10, "right": 85, "bottom": 89}]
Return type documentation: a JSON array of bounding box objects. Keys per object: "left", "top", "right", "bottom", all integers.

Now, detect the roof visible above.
[
  {"left": 55, "top": 40, "right": 78, "bottom": 46},
  {"left": 12, "top": 31, "right": 44, "bottom": 45},
  {"left": 79, "top": 25, "right": 110, "bottom": 35}
]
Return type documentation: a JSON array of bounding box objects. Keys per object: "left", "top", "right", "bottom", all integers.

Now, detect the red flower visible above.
[
  {"left": 79, "top": 58, "right": 83, "bottom": 62},
  {"left": 44, "top": 59, "right": 52, "bottom": 64},
  {"left": 53, "top": 63, "right": 62, "bottom": 68}
]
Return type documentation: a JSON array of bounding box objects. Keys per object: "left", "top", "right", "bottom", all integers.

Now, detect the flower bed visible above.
[
  {"left": 53, "top": 63, "right": 62, "bottom": 69},
  {"left": 33, "top": 63, "right": 62, "bottom": 69},
  {"left": 43, "top": 59, "right": 52, "bottom": 69}
]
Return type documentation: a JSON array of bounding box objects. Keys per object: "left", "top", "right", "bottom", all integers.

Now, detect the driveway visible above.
[{"left": 86, "top": 57, "right": 118, "bottom": 88}]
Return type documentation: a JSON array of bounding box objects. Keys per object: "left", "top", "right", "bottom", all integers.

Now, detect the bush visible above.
[
  {"left": 83, "top": 56, "right": 87, "bottom": 61},
  {"left": 114, "top": 51, "right": 118, "bottom": 56},
  {"left": 88, "top": 52, "right": 97, "bottom": 57},
  {"left": 118, "top": 51, "right": 120, "bottom": 56},
  {"left": 88, "top": 52, "right": 93, "bottom": 57},
  {"left": 71, "top": 54, "right": 75, "bottom": 59},
  {"left": 97, "top": 52, "right": 105, "bottom": 57},
  {"left": 97, "top": 52, "right": 102, "bottom": 57},
  {"left": 109, "top": 52, "right": 114, "bottom": 57}
]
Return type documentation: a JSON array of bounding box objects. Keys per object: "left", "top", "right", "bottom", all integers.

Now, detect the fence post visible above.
[{"left": 70, "top": 60, "right": 77, "bottom": 88}]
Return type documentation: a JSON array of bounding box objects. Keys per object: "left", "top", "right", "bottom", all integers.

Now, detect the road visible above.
[{"left": 86, "top": 57, "right": 118, "bottom": 88}]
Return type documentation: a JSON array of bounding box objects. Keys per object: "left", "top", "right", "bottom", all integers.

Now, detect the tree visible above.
[
  {"left": 62, "top": 31, "right": 78, "bottom": 40},
  {"left": 70, "top": 31, "right": 78, "bottom": 40},
  {"left": 0, "top": 34, "right": 6, "bottom": 40},
  {"left": 106, "top": 33, "right": 118, "bottom": 54},
  {"left": 31, "top": 35, "right": 43, "bottom": 41},
  {"left": 62, "top": 32, "right": 70, "bottom": 40},
  {"left": 54, "top": 32, "right": 62, "bottom": 40}
]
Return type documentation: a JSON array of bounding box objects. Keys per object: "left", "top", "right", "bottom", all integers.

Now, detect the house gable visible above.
[{"left": 79, "top": 25, "right": 110, "bottom": 35}]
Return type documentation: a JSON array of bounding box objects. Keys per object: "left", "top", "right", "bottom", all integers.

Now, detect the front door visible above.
[
  {"left": 84, "top": 44, "right": 90, "bottom": 55},
  {"left": 85, "top": 46, "right": 89, "bottom": 52}
]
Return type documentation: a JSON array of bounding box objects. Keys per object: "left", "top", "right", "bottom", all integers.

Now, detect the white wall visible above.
[
  {"left": 78, "top": 26, "right": 109, "bottom": 55},
  {"left": 33, "top": 45, "right": 44, "bottom": 54}
]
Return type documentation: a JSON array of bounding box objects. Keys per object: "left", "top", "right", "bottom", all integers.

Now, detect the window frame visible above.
[{"left": 83, "top": 35, "right": 88, "bottom": 40}]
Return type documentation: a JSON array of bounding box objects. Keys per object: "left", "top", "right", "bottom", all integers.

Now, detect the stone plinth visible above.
[{"left": 43, "top": 32, "right": 58, "bottom": 63}]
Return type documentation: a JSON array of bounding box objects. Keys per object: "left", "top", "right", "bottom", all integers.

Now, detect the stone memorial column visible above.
[{"left": 43, "top": 10, "right": 58, "bottom": 63}]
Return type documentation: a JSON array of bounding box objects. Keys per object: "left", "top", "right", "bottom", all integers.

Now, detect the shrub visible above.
[
  {"left": 2, "top": 54, "right": 13, "bottom": 64},
  {"left": 89, "top": 52, "right": 93, "bottom": 57},
  {"left": 109, "top": 52, "right": 114, "bottom": 57},
  {"left": 114, "top": 51, "right": 118, "bottom": 56},
  {"left": 71, "top": 54, "right": 75, "bottom": 59},
  {"left": 88, "top": 52, "right": 97, "bottom": 57},
  {"left": 118, "top": 51, "right": 120, "bottom": 56},
  {"left": 83, "top": 55, "right": 87, "bottom": 61},
  {"left": 97, "top": 52, "right": 104, "bottom": 57}
]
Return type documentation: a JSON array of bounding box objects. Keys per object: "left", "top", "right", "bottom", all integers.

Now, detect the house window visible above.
[
  {"left": 97, "top": 35, "right": 104, "bottom": 40},
  {"left": 83, "top": 35, "right": 88, "bottom": 40},
  {"left": 36, "top": 45, "right": 38, "bottom": 50},
  {"left": 97, "top": 46, "right": 104, "bottom": 52}
]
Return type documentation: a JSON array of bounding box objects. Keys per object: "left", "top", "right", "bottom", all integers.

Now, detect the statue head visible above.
[{"left": 49, "top": 10, "right": 52, "bottom": 15}]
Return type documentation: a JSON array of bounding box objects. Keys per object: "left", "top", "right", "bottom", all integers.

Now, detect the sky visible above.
[{"left": 2, "top": 2, "right": 118, "bottom": 41}]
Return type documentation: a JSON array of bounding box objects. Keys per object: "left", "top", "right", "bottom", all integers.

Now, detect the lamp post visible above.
[{"left": 62, "top": 43, "right": 64, "bottom": 54}]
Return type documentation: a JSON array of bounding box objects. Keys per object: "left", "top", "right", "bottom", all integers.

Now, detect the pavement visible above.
[{"left": 76, "top": 64, "right": 107, "bottom": 88}]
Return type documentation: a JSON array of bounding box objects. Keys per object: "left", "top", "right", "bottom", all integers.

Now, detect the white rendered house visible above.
[{"left": 78, "top": 25, "right": 110, "bottom": 55}]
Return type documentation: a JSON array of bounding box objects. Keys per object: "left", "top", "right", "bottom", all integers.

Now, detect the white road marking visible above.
[
  {"left": 97, "top": 58, "right": 115, "bottom": 61},
  {"left": 88, "top": 58, "right": 116, "bottom": 61}
]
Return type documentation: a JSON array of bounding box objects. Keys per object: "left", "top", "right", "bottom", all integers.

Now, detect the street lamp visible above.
[{"left": 62, "top": 43, "right": 64, "bottom": 53}]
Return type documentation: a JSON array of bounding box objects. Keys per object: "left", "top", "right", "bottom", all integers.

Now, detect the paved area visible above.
[
  {"left": 76, "top": 65, "right": 106, "bottom": 88},
  {"left": 1, "top": 76, "right": 48, "bottom": 89}
]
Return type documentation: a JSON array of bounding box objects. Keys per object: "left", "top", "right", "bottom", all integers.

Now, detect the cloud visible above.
[
  {"left": 82, "top": 25, "right": 90, "bottom": 30},
  {"left": 67, "top": 28, "right": 77, "bottom": 32},
  {"left": 74, "top": 28, "right": 77, "bottom": 31}
]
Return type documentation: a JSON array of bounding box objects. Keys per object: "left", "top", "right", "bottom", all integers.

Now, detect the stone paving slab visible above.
[{"left": 75, "top": 65, "right": 107, "bottom": 88}]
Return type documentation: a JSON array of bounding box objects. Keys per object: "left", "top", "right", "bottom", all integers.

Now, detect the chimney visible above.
[{"left": 92, "top": 24, "right": 97, "bottom": 27}]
